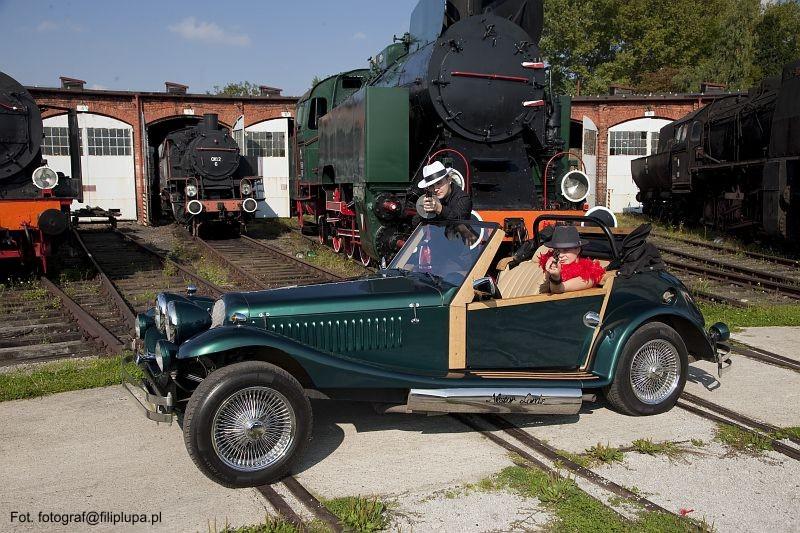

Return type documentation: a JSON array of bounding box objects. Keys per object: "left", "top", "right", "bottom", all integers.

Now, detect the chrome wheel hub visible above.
[
  {"left": 629, "top": 339, "right": 681, "bottom": 405},
  {"left": 211, "top": 386, "right": 296, "bottom": 472}
]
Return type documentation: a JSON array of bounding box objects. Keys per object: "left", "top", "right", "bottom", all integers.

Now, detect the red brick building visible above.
[
  {"left": 31, "top": 80, "right": 297, "bottom": 224},
  {"left": 570, "top": 91, "right": 724, "bottom": 210}
]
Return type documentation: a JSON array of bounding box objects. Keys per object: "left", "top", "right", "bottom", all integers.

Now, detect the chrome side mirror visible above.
[{"left": 473, "top": 277, "right": 500, "bottom": 299}]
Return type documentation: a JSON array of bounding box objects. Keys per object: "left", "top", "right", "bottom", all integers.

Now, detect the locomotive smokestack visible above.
[{"left": 202, "top": 113, "right": 219, "bottom": 131}]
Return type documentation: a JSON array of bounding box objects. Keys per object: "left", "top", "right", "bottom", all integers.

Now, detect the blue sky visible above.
[{"left": 1, "top": 0, "right": 419, "bottom": 96}]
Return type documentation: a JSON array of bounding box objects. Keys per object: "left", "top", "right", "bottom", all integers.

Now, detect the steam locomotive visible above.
[
  {"left": 293, "top": 0, "right": 591, "bottom": 265},
  {"left": 157, "top": 113, "right": 258, "bottom": 234},
  {"left": 0, "top": 71, "right": 82, "bottom": 273},
  {"left": 632, "top": 59, "right": 800, "bottom": 241}
]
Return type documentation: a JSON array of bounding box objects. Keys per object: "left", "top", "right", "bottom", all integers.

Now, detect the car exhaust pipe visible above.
[{"left": 406, "top": 387, "right": 582, "bottom": 415}]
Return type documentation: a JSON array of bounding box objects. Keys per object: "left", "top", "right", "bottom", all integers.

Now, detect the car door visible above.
[{"left": 464, "top": 285, "right": 610, "bottom": 370}]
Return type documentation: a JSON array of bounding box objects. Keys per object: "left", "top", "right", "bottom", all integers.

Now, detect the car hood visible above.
[{"left": 229, "top": 273, "right": 451, "bottom": 319}]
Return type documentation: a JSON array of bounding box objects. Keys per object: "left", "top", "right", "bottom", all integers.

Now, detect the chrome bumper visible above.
[{"left": 121, "top": 352, "right": 174, "bottom": 424}]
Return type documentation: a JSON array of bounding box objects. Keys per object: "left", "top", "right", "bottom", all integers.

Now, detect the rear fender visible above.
[{"left": 591, "top": 303, "right": 714, "bottom": 379}]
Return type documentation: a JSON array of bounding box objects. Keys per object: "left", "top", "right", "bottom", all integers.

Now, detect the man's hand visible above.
[{"left": 423, "top": 196, "right": 442, "bottom": 214}]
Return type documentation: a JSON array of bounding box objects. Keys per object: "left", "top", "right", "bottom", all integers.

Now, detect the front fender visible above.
[{"left": 591, "top": 301, "right": 713, "bottom": 381}]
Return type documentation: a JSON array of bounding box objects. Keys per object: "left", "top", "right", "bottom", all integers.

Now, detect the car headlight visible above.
[
  {"left": 155, "top": 339, "right": 177, "bottom": 372},
  {"left": 185, "top": 184, "right": 198, "bottom": 197},
  {"left": 240, "top": 179, "right": 252, "bottom": 196},
  {"left": 155, "top": 293, "right": 170, "bottom": 332},
  {"left": 165, "top": 301, "right": 178, "bottom": 342},
  {"left": 135, "top": 312, "right": 155, "bottom": 339}
]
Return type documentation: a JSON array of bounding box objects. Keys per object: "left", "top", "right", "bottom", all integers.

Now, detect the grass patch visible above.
[
  {"left": 631, "top": 439, "right": 687, "bottom": 460},
  {"left": 196, "top": 258, "right": 231, "bottom": 286},
  {"left": 214, "top": 516, "right": 329, "bottom": 533},
  {"left": 585, "top": 442, "right": 624, "bottom": 465},
  {"left": 0, "top": 355, "right": 135, "bottom": 402},
  {"left": 323, "top": 496, "right": 389, "bottom": 533},
  {"left": 698, "top": 302, "right": 800, "bottom": 329},
  {"left": 691, "top": 439, "right": 707, "bottom": 448},
  {"left": 496, "top": 465, "right": 707, "bottom": 532},
  {"left": 775, "top": 426, "right": 800, "bottom": 440},
  {"left": 714, "top": 424, "right": 772, "bottom": 455},
  {"left": 556, "top": 449, "right": 594, "bottom": 468}
]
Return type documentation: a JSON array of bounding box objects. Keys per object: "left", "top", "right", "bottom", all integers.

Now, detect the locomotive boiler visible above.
[
  {"left": 293, "top": 0, "right": 590, "bottom": 265},
  {"left": 157, "top": 113, "right": 258, "bottom": 234},
  {"left": 632, "top": 59, "right": 800, "bottom": 241},
  {"left": 0, "top": 71, "right": 82, "bottom": 273}
]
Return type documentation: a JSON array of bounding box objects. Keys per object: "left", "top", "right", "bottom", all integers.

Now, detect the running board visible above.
[{"left": 406, "top": 387, "right": 583, "bottom": 415}]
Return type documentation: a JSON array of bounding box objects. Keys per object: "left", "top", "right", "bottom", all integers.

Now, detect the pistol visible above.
[{"left": 551, "top": 249, "right": 561, "bottom": 269}]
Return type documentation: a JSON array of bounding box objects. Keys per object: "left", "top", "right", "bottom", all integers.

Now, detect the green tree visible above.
[
  {"left": 754, "top": 1, "right": 800, "bottom": 80},
  {"left": 208, "top": 81, "right": 262, "bottom": 96}
]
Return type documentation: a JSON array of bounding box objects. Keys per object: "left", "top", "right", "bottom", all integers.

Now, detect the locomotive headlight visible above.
[
  {"left": 240, "top": 179, "right": 252, "bottom": 196},
  {"left": 32, "top": 166, "right": 59, "bottom": 190},
  {"left": 185, "top": 184, "right": 198, "bottom": 198}
]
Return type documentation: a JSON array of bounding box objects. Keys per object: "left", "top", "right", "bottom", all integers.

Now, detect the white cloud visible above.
[
  {"left": 352, "top": 31, "right": 367, "bottom": 40},
  {"left": 168, "top": 17, "right": 251, "bottom": 47},
  {"left": 36, "top": 20, "right": 59, "bottom": 32}
]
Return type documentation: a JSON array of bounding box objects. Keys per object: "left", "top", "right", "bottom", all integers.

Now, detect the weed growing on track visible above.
[
  {"left": 585, "top": 443, "right": 624, "bottom": 465},
  {"left": 775, "top": 427, "right": 800, "bottom": 440},
  {"left": 631, "top": 439, "right": 691, "bottom": 461},
  {"left": 213, "top": 516, "right": 329, "bottom": 533},
  {"left": 496, "top": 465, "right": 710, "bottom": 532},
  {"left": 555, "top": 449, "right": 593, "bottom": 468},
  {"left": 196, "top": 258, "right": 231, "bottom": 286},
  {"left": 0, "top": 355, "right": 135, "bottom": 402},
  {"left": 698, "top": 302, "right": 800, "bottom": 328},
  {"left": 714, "top": 424, "right": 772, "bottom": 455},
  {"left": 323, "top": 496, "right": 389, "bottom": 533}
]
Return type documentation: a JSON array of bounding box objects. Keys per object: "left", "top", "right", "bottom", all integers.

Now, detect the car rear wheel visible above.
[
  {"left": 183, "top": 361, "right": 312, "bottom": 488},
  {"left": 604, "top": 321, "right": 687, "bottom": 416}
]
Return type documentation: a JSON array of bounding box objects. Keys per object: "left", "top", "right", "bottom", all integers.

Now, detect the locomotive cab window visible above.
[
  {"left": 307, "top": 97, "right": 328, "bottom": 130},
  {"left": 690, "top": 121, "right": 702, "bottom": 142}
]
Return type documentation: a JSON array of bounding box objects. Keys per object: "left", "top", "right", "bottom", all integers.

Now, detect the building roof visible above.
[
  {"left": 572, "top": 91, "right": 740, "bottom": 102},
  {"left": 26, "top": 85, "right": 299, "bottom": 103}
]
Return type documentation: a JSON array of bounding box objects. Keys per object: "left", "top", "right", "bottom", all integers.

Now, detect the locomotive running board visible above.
[{"left": 406, "top": 387, "right": 582, "bottom": 415}]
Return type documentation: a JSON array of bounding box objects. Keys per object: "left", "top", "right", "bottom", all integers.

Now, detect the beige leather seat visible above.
[{"left": 496, "top": 245, "right": 612, "bottom": 299}]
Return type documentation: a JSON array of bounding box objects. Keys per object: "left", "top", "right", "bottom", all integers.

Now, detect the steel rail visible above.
[
  {"left": 676, "top": 400, "right": 800, "bottom": 461},
  {"left": 72, "top": 229, "right": 136, "bottom": 329},
  {"left": 281, "top": 476, "right": 343, "bottom": 532},
  {"left": 475, "top": 414, "right": 681, "bottom": 518},
  {"left": 39, "top": 277, "right": 125, "bottom": 354},
  {"left": 730, "top": 342, "right": 800, "bottom": 372},
  {"left": 256, "top": 484, "right": 304, "bottom": 529},
  {"left": 659, "top": 245, "right": 800, "bottom": 296},
  {"left": 681, "top": 392, "right": 800, "bottom": 447},
  {"left": 653, "top": 233, "right": 800, "bottom": 269},
  {"left": 662, "top": 258, "right": 800, "bottom": 300},
  {"left": 688, "top": 286, "right": 749, "bottom": 308},
  {"left": 451, "top": 414, "right": 630, "bottom": 523},
  {"left": 239, "top": 234, "right": 343, "bottom": 281},
  {"left": 191, "top": 235, "right": 266, "bottom": 290}
]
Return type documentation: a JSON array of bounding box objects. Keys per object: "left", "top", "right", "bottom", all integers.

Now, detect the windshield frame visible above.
[{"left": 388, "top": 220, "right": 501, "bottom": 287}]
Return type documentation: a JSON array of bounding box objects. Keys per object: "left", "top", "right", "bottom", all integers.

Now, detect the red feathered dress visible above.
[{"left": 539, "top": 251, "right": 606, "bottom": 286}]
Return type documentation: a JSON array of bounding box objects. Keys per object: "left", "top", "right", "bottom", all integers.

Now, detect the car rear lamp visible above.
[
  {"left": 32, "top": 165, "right": 59, "bottom": 189},
  {"left": 242, "top": 197, "right": 258, "bottom": 213},
  {"left": 709, "top": 322, "right": 730, "bottom": 342}
]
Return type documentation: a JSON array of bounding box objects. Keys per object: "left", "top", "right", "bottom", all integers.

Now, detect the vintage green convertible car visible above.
[{"left": 124, "top": 216, "right": 730, "bottom": 487}]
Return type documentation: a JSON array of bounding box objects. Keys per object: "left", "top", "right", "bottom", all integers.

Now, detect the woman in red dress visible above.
[{"left": 539, "top": 225, "right": 606, "bottom": 294}]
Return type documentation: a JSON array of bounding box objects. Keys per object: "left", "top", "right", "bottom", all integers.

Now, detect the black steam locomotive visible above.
[
  {"left": 295, "top": 0, "right": 587, "bottom": 265},
  {"left": 0, "top": 71, "right": 82, "bottom": 273},
  {"left": 157, "top": 113, "right": 258, "bottom": 234},
  {"left": 632, "top": 60, "right": 800, "bottom": 241}
]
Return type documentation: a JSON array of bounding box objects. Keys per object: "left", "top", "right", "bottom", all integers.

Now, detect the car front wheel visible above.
[
  {"left": 604, "top": 321, "right": 688, "bottom": 416},
  {"left": 183, "top": 361, "right": 312, "bottom": 488}
]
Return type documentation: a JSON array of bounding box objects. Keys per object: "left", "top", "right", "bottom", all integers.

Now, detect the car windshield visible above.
[{"left": 388, "top": 221, "right": 497, "bottom": 287}]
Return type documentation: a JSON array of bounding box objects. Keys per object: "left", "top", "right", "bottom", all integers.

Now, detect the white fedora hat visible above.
[{"left": 418, "top": 161, "right": 450, "bottom": 188}]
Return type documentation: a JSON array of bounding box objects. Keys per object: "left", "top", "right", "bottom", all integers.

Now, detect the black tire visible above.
[
  {"left": 604, "top": 321, "right": 688, "bottom": 416},
  {"left": 183, "top": 361, "right": 312, "bottom": 488}
]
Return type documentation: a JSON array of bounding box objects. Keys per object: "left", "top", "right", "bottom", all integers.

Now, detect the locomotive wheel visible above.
[
  {"left": 357, "top": 245, "right": 372, "bottom": 267},
  {"left": 344, "top": 238, "right": 355, "bottom": 259},
  {"left": 331, "top": 235, "right": 343, "bottom": 253}
]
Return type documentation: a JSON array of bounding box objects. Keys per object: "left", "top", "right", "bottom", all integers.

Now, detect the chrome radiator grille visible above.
[{"left": 269, "top": 316, "right": 403, "bottom": 352}]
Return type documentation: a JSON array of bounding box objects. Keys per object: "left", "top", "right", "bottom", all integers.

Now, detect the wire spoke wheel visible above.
[
  {"left": 629, "top": 339, "right": 681, "bottom": 405},
  {"left": 211, "top": 386, "right": 296, "bottom": 472}
]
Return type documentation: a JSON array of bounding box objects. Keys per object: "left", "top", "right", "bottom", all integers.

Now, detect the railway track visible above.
[
  {"left": 730, "top": 341, "right": 800, "bottom": 373},
  {"left": 653, "top": 234, "right": 800, "bottom": 304},
  {"left": 195, "top": 234, "right": 341, "bottom": 290}
]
